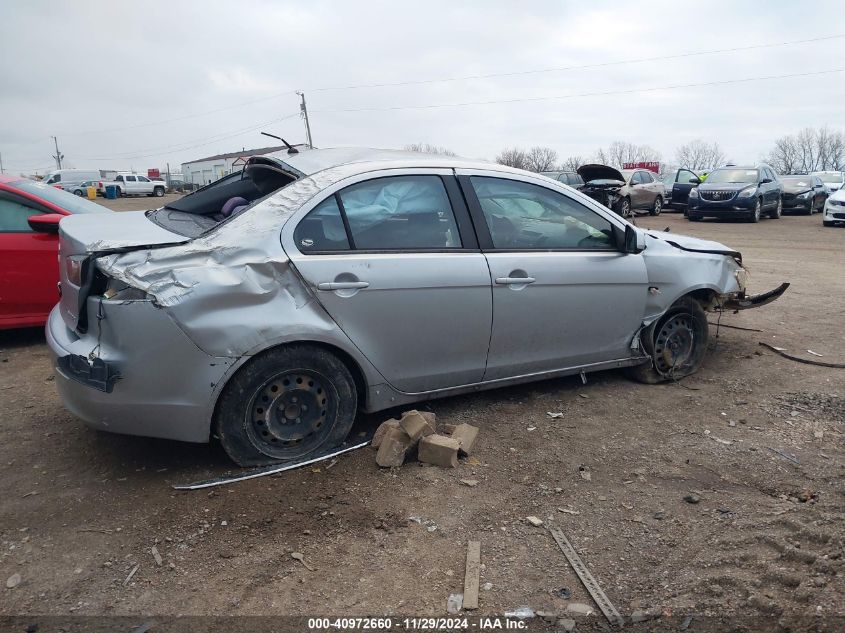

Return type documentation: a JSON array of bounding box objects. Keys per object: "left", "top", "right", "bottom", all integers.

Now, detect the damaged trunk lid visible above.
[{"left": 58, "top": 211, "right": 189, "bottom": 332}]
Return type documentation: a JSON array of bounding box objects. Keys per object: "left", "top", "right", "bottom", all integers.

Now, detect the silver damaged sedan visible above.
[{"left": 47, "top": 148, "right": 788, "bottom": 465}]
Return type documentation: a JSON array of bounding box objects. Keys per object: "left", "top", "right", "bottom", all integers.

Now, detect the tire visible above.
[
  {"left": 688, "top": 212, "right": 701, "bottom": 222},
  {"left": 618, "top": 197, "right": 632, "bottom": 218},
  {"left": 749, "top": 198, "right": 761, "bottom": 223},
  {"left": 73, "top": 189, "right": 83, "bottom": 196},
  {"left": 650, "top": 196, "right": 663, "bottom": 216},
  {"left": 823, "top": 220, "right": 835, "bottom": 227},
  {"left": 769, "top": 198, "right": 782, "bottom": 219},
  {"left": 153, "top": 186, "right": 165, "bottom": 197},
  {"left": 627, "top": 297, "right": 709, "bottom": 384},
  {"left": 214, "top": 344, "right": 357, "bottom": 467}
]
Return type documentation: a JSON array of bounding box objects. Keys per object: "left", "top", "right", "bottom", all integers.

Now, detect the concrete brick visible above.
[
  {"left": 375, "top": 427, "right": 412, "bottom": 468},
  {"left": 451, "top": 423, "right": 479, "bottom": 456},
  {"left": 372, "top": 419, "right": 400, "bottom": 449},
  {"left": 440, "top": 423, "right": 458, "bottom": 435},
  {"left": 419, "top": 411, "right": 436, "bottom": 426},
  {"left": 418, "top": 434, "right": 460, "bottom": 468},
  {"left": 399, "top": 410, "right": 436, "bottom": 442}
]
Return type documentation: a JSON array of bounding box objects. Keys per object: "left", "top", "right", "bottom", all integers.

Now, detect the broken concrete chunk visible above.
[
  {"left": 418, "top": 434, "right": 460, "bottom": 468},
  {"left": 440, "top": 423, "right": 457, "bottom": 435},
  {"left": 375, "top": 427, "right": 412, "bottom": 468},
  {"left": 399, "top": 410, "right": 436, "bottom": 443},
  {"left": 372, "top": 419, "right": 400, "bottom": 449},
  {"left": 6, "top": 573, "right": 21, "bottom": 589},
  {"left": 419, "top": 411, "right": 437, "bottom": 425},
  {"left": 451, "top": 423, "right": 479, "bottom": 455},
  {"left": 447, "top": 593, "right": 463, "bottom": 614},
  {"left": 557, "top": 617, "right": 576, "bottom": 632},
  {"left": 566, "top": 603, "right": 595, "bottom": 616},
  {"left": 526, "top": 516, "right": 544, "bottom": 527}
]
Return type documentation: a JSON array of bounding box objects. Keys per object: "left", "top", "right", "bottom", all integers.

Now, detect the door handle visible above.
[
  {"left": 317, "top": 281, "right": 370, "bottom": 291},
  {"left": 495, "top": 277, "right": 536, "bottom": 285}
]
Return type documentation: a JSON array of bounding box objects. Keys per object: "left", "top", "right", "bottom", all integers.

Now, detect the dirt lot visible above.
[{"left": 1, "top": 208, "right": 843, "bottom": 631}]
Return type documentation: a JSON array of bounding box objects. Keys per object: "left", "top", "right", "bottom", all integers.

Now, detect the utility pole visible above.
[
  {"left": 296, "top": 91, "right": 313, "bottom": 149},
  {"left": 0, "top": 151, "right": 4, "bottom": 174},
  {"left": 51, "top": 136, "right": 64, "bottom": 169}
]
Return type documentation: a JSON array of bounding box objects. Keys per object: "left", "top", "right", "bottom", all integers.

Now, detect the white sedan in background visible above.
[{"left": 823, "top": 186, "right": 845, "bottom": 226}]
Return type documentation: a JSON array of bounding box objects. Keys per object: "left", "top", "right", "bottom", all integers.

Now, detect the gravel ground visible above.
[{"left": 0, "top": 209, "right": 842, "bottom": 632}]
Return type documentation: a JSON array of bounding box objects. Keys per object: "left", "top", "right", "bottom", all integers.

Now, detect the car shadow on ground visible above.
[{"left": 0, "top": 325, "right": 46, "bottom": 350}]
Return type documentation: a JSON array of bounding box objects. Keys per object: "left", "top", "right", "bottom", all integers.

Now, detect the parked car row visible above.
[{"left": 544, "top": 163, "right": 844, "bottom": 227}]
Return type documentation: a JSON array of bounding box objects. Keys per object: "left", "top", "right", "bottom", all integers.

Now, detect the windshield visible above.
[
  {"left": 12, "top": 179, "right": 107, "bottom": 213},
  {"left": 620, "top": 170, "right": 634, "bottom": 180},
  {"left": 816, "top": 173, "right": 844, "bottom": 183},
  {"left": 706, "top": 169, "right": 758, "bottom": 184}
]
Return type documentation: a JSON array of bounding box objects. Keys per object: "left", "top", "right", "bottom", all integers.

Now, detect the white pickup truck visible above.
[{"left": 98, "top": 172, "right": 166, "bottom": 197}]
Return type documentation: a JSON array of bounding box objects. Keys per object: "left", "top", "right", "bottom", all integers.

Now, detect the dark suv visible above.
[{"left": 687, "top": 164, "right": 783, "bottom": 223}]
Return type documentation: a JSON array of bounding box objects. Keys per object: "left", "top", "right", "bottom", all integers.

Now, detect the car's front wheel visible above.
[
  {"left": 627, "top": 297, "right": 709, "bottom": 384},
  {"left": 749, "top": 199, "right": 762, "bottom": 223},
  {"left": 650, "top": 196, "right": 663, "bottom": 216},
  {"left": 618, "top": 197, "right": 632, "bottom": 218},
  {"left": 214, "top": 345, "right": 357, "bottom": 466}
]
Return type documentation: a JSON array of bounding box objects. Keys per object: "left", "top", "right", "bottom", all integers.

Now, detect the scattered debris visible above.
[
  {"left": 450, "top": 423, "right": 479, "bottom": 456},
  {"left": 290, "top": 552, "right": 315, "bottom": 571},
  {"left": 680, "top": 614, "right": 694, "bottom": 630},
  {"left": 536, "top": 610, "right": 558, "bottom": 624},
  {"left": 547, "top": 412, "right": 564, "bottom": 419},
  {"left": 132, "top": 621, "right": 156, "bottom": 633},
  {"left": 766, "top": 447, "right": 800, "bottom": 465},
  {"left": 526, "top": 516, "right": 544, "bottom": 527},
  {"left": 460, "top": 479, "right": 479, "bottom": 487},
  {"left": 123, "top": 564, "right": 139, "bottom": 586},
  {"left": 565, "top": 603, "right": 595, "bottom": 616},
  {"left": 558, "top": 507, "right": 580, "bottom": 515},
  {"left": 398, "top": 410, "right": 436, "bottom": 443},
  {"left": 376, "top": 427, "right": 412, "bottom": 468},
  {"left": 482, "top": 582, "right": 493, "bottom": 591},
  {"left": 418, "top": 434, "right": 461, "bottom": 468},
  {"left": 630, "top": 607, "right": 662, "bottom": 623},
  {"left": 759, "top": 342, "right": 845, "bottom": 369},
  {"left": 549, "top": 527, "right": 624, "bottom": 628},
  {"left": 557, "top": 617, "right": 576, "bottom": 632},
  {"left": 553, "top": 587, "right": 573, "bottom": 599},
  {"left": 578, "top": 466, "right": 592, "bottom": 481},
  {"left": 6, "top": 573, "right": 21, "bottom": 589},
  {"left": 151, "top": 546, "right": 162, "bottom": 567},
  {"left": 504, "top": 607, "right": 535, "bottom": 619},
  {"left": 462, "top": 541, "right": 481, "bottom": 610},
  {"left": 372, "top": 419, "right": 400, "bottom": 449},
  {"left": 683, "top": 494, "right": 701, "bottom": 504},
  {"left": 446, "top": 593, "right": 463, "bottom": 614},
  {"left": 807, "top": 349, "right": 823, "bottom": 357},
  {"left": 174, "top": 439, "right": 371, "bottom": 490}
]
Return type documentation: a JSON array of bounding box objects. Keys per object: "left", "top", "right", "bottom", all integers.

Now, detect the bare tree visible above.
[
  {"left": 594, "top": 141, "right": 661, "bottom": 167},
  {"left": 674, "top": 139, "right": 725, "bottom": 171},
  {"left": 765, "top": 126, "right": 845, "bottom": 173},
  {"left": 495, "top": 147, "right": 529, "bottom": 170},
  {"left": 524, "top": 146, "right": 559, "bottom": 172},
  {"left": 560, "top": 155, "right": 583, "bottom": 172},
  {"left": 404, "top": 143, "right": 457, "bottom": 156}
]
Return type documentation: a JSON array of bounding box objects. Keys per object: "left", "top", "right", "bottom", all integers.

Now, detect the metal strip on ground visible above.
[
  {"left": 548, "top": 526, "right": 625, "bottom": 628},
  {"left": 173, "top": 440, "right": 371, "bottom": 490}
]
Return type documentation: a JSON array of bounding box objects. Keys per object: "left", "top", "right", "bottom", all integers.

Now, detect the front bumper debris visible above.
[
  {"left": 722, "top": 282, "right": 790, "bottom": 310},
  {"left": 56, "top": 354, "right": 121, "bottom": 393}
]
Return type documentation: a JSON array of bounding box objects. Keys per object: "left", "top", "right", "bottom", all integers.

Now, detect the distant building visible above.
[{"left": 181, "top": 145, "right": 304, "bottom": 186}]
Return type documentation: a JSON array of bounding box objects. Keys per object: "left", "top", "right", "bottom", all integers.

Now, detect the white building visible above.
[{"left": 180, "top": 145, "right": 293, "bottom": 187}]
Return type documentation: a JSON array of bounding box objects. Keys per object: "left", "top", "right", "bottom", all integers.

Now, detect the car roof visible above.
[
  {"left": 263, "top": 146, "right": 509, "bottom": 178},
  {"left": 0, "top": 174, "right": 24, "bottom": 185}
]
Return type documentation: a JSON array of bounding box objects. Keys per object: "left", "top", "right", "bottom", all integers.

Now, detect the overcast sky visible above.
[{"left": 1, "top": 0, "right": 843, "bottom": 175}]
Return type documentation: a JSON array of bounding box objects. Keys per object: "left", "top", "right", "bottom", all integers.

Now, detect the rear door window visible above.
[{"left": 294, "top": 175, "right": 463, "bottom": 252}]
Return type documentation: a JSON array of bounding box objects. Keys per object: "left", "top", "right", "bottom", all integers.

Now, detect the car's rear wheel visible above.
[
  {"left": 153, "top": 186, "right": 165, "bottom": 197},
  {"left": 749, "top": 199, "right": 761, "bottom": 223},
  {"left": 214, "top": 345, "right": 357, "bottom": 466},
  {"left": 627, "top": 297, "right": 709, "bottom": 384},
  {"left": 650, "top": 196, "right": 663, "bottom": 216},
  {"left": 769, "top": 198, "right": 782, "bottom": 219}
]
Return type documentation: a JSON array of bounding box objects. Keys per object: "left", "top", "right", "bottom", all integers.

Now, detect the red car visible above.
[{"left": 0, "top": 175, "right": 107, "bottom": 329}]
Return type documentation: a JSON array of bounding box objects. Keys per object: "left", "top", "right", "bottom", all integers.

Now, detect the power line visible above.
[
  {"left": 77, "top": 114, "right": 299, "bottom": 161},
  {"left": 305, "top": 33, "right": 845, "bottom": 92},
  {"left": 14, "top": 32, "right": 843, "bottom": 143},
  {"left": 312, "top": 67, "right": 845, "bottom": 114}
]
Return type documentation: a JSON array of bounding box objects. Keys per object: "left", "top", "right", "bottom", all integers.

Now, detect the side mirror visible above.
[
  {"left": 689, "top": 178, "right": 700, "bottom": 184},
  {"left": 760, "top": 178, "right": 772, "bottom": 184},
  {"left": 614, "top": 224, "right": 645, "bottom": 254},
  {"left": 28, "top": 213, "right": 63, "bottom": 234}
]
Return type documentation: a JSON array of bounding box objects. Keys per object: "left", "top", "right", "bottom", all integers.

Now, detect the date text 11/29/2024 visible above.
[{"left": 307, "top": 617, "right": 529, "bottom": 630}]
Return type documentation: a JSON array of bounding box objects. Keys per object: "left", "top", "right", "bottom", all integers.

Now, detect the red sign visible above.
[
  {"left": 622, "top": 161, "right": 659, "bottom": 173},
  {"left": 148, "top": 168, "right": 161, "bottom": 178}
]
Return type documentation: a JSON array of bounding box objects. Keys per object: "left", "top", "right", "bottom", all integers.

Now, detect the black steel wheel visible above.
[
  {"left": 627, "top": 297, "right": 709, "bottom": 384},
  {"left": 214, "top": 345, "right": 357, "bottom": 466}
]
